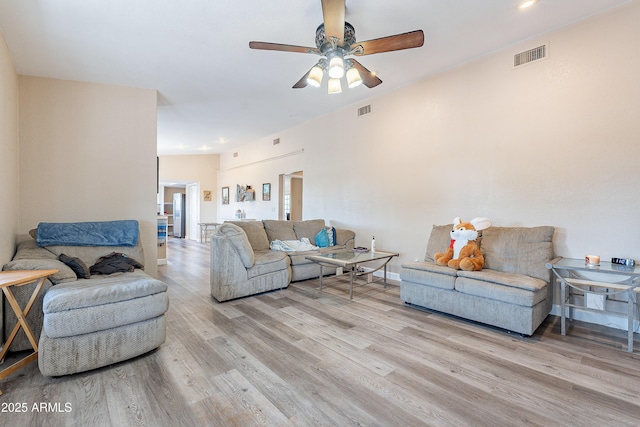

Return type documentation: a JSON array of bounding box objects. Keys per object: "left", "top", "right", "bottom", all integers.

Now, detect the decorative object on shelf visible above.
[
  {"left": 203, "top": 190, "right": 212, "bottom": 202},
  {"left": 236, "top": 184, "right": 255, "bottom": 202},
  {"left": 221, "top": 187, "right": 229, "bottom": 205},
  {"left": 249, "top": 0, "right": 423, "bottom": 94},
  {"left": 585, "top": 254, "right": 600, "bottom": 266},
  {"left": 263, "top": 183, "right": 271, "bottom": 201}
]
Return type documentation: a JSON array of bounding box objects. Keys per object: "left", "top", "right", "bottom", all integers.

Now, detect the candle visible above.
[{"left": 585, "top": 255, "right": 600, "bottom": 266}]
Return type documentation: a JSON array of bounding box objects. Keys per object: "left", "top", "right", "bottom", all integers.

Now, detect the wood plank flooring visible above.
[{"left": 2, "top": 237, "right": 640, "bottom": 426}]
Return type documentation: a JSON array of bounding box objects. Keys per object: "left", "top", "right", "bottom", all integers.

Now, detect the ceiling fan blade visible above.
[
  {"left": 350, "top": 60, "right": 382, "bottom": 88},
  {"left": 322, "top": 0, "right": 346, "bottom": 44},
  {"left": 292, "top": 68, "right": 312, "bottom": 89},
  {"left": 353, "top": 30, "right": 424, "bottom": 56},
  {"left": 249, "top": 41, "right": 320, "bottom": 55}
]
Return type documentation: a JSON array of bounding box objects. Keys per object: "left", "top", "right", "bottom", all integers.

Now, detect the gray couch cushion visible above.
[
  {"left": 43, "top": 271, "right": 168, "bottom": 313},
  {"left": 216, "top": 223, "right": 255, "bottom": 267},
  {"left": 12, "top": 239, "right": 58, "bottom": 260},
  {"left": 247, "top": 251, "right": 290, "bottom": 279},
  {"left": 400, "top": 261, "right": 457, "bottom": 290},
  {"left": 3, "top": 258, "right": 77, "bottom": 284},
  {"left": 293, "top": 219, "right": 326, "bottom": 242},
  {"left": 457, "top": 269, "right": 548, "bottom": 293},
  {"left": 227, "top": 221, "right": 270, "bottom": 251},
  {"left": 454, "top": 274, "right": 548, "bottom": 307},
  {"left": 481, "top": 226, "right": 554, "bottom": 283},
  {"left": 424, "top": 224, "right": 452, "bottom": 262},
  {"left": 263, "top": 220, "right": 297, "bottom": 242}
]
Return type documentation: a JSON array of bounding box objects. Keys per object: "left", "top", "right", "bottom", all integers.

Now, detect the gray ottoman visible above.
[{"left": 38, "top": 271, "right": 169, "bottom": 377}]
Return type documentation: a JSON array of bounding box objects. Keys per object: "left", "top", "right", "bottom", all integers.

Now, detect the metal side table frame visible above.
[{"left": 546, "top": 257, "right": 640, "bottom": 352}]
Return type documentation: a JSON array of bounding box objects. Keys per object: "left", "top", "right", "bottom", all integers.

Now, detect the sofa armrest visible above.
[
  {"left": 335, "top": 228, "right": 355, "bottom": 250},
  {"left": 214, "top": 223, "right": 255, "bottom": 268}
]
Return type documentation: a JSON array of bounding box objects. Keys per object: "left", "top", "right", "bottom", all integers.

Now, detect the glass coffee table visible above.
[{"left": 305, "top": 250, "right": 399, "bottom": 299}]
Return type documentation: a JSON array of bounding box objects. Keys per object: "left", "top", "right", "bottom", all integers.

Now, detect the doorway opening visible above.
[
  {"left": 158, "top": 180, "right": 200, "bottom": 240},
  {"left": 279, "top": 171, "right": 303, "bottom": 221}
]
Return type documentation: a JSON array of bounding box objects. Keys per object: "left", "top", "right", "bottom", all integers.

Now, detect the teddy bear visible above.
[{"left": 434, "top": 217, "right": 491, "bottom": 271}]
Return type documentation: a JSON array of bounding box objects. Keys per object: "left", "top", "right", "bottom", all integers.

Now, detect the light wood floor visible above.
[{"left": 2, "top": 237, "right": 640, "bottom": 426}]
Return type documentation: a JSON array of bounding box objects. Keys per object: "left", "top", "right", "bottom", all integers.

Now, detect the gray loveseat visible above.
[
  {"left": 210, "top": 219, "right": 355, "bottom": 302},
  {"left": 400, "top": 224, "right": 555, "bottom": 336},
  {"left": 2, "top": 220, "right": 169, "bottom": 377}
]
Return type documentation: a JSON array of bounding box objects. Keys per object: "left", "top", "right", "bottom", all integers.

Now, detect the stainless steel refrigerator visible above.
[{"left": 173, "top": 193, "right": 186, "bottom": 238}]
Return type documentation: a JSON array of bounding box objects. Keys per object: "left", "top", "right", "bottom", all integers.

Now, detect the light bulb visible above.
[
  {"left": 328, "top": 55, "right": 344, "bottom": 79},
  {"left": 306, "top": 66, "right": 323, "bottom": 87},
  {"left": 346, "top": 67, "right": 362, "bottom": 88},
  {"left": 328, "top": 78, "right": 342, "bottom": 94}
]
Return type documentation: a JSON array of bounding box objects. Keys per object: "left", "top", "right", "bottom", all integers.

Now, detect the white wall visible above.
[
  {"left": 18, "top": 77, "right": 159, "bottom": 276},
  {"left": 159, "top": 154, "right": 220, "bottom": 223},
  {"left": 219, "top": 2, "right": 640, "bottom": 277},
  {"left": 218, "top": 147, "right": 303, "bottom": 221}
]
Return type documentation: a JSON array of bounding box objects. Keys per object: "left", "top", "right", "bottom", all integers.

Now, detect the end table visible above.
[{"left": 0, "top": 269, "right": 58, "bottom": 395}]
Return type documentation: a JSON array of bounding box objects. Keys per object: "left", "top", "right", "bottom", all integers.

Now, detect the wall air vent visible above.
[
  {"left": 233, "top": 152, "right": 238, "bottom": 158},
  {"left": 358, "top": 105, "right": 372, "bottom": 116},
  {"left": 273, "top": 138, "right": 280, "bottom": 145},
  {"left": 514, "top": 44, "right": 547, "bottom": 67}
]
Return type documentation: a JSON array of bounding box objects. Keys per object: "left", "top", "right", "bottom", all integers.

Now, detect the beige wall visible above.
[
  {"left": 0, "top": 31, "right": 19, "bottom": 334},
  {"left": 159, "top": 154, "right": 220, "bottom": 223},
  {"left": 18, "top": 77, "right": 159, "bottom": 276},
  {"left": 220, "top": 2, "right": 640, "bottom": 276},
  {"left": 0, "top": 32, "right": 18, "bottom": 266}
]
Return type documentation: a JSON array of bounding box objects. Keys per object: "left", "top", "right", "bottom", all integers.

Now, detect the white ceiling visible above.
[{"left": 0, "top": 0, "right": 631, "bottom": 155}]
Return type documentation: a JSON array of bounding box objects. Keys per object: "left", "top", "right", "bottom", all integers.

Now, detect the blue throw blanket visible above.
[{"left": 36, "top": 220, "right": 139, "bottom": 247}]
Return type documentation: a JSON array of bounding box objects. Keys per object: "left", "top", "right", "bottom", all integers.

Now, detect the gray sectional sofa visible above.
[
  {"left": 210, "top": 219, "right": 355, "bottom": 302},
  {"left": 2, "top": 220, "right": 169, "bottom": 376},
  {"left": 400, "top": 224, "right": 555, "bottom": 336}
]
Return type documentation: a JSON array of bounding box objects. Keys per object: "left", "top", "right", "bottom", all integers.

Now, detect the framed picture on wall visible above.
[
  {"left": 203, "top": 190, "right": 212, "bottom": 201},
  {"left": 262, "top": 183, "right": 271, "bottom": 201},
  {"left": 222, "top": 187, "right": 229, "bottom": 205}
]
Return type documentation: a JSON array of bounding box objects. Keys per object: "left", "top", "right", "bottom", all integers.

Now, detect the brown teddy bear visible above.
[{"left": 434, "top": 217, "right": 491, "bottom": 271}]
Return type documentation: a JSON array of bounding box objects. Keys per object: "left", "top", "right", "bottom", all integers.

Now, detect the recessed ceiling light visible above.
[{"left": 518, "top": 0, "right": 537, "bottom": 10}]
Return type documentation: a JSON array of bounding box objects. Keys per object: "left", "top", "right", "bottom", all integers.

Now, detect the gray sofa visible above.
[
  {"left": 2, "top": 221, "right": 169, "bottom": 377},
  {"left": 210, "top": 219, "right": 355, "bottom": 302},
  {"left": 400, "top": 224, "right": 555, "bottom": 336}
]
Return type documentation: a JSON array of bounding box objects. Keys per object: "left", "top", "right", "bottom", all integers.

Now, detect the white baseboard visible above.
[{"left": 366, "top": 268, "right": 401, "bottom": 283}]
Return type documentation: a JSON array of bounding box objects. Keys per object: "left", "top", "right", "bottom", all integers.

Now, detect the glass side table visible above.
[
  {"left": 0, "top": 269, "right": 58, "bottom": 395},
  {"left": 546, "top": 257, "right": 640, "bottom": 352}
]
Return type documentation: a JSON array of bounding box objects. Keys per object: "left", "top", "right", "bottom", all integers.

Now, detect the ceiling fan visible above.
[{"left": 249, "top": 0, "right": 424, "bottom": 94}]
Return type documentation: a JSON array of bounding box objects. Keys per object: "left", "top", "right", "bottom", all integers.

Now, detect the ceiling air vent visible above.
[
  {"left": 358, "top": 105, "right": 372, "bottom": 116},
  {"left": 514, "top": 44, "right": 547, "bottom": 67}
]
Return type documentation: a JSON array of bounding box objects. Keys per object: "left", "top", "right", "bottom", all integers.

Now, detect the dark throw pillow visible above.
[{"left": 58, "top": 253, "right": 91, "bottom": 279}]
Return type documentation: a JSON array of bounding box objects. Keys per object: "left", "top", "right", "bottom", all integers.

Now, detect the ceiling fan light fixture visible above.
[
  {"left": 346, "top": 67, "right": 362, "bottom": 88},
  {"left": 307, "top": 65, "right": 324, "bottom": 87},
  {"left": 328, "top": 78, "right": 342, "bottom": 94},
  {"left": 328, "top": 55, "right": 345, "bottom": 79}
]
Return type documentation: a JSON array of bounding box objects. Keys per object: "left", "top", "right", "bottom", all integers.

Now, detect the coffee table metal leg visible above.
[
  {"left": 384, "top": 264, "right": 388, "bottom": 288},
  {"left": 319, "top": 265, "right": 323, "bottom": 293},
  {"left": 349, "top": 267, "right": 354, "bottom": 300}
]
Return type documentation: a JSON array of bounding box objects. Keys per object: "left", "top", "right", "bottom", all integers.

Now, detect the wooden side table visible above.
[{"left": 0, "top": 269, "right": 58, "bottom": 395}]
